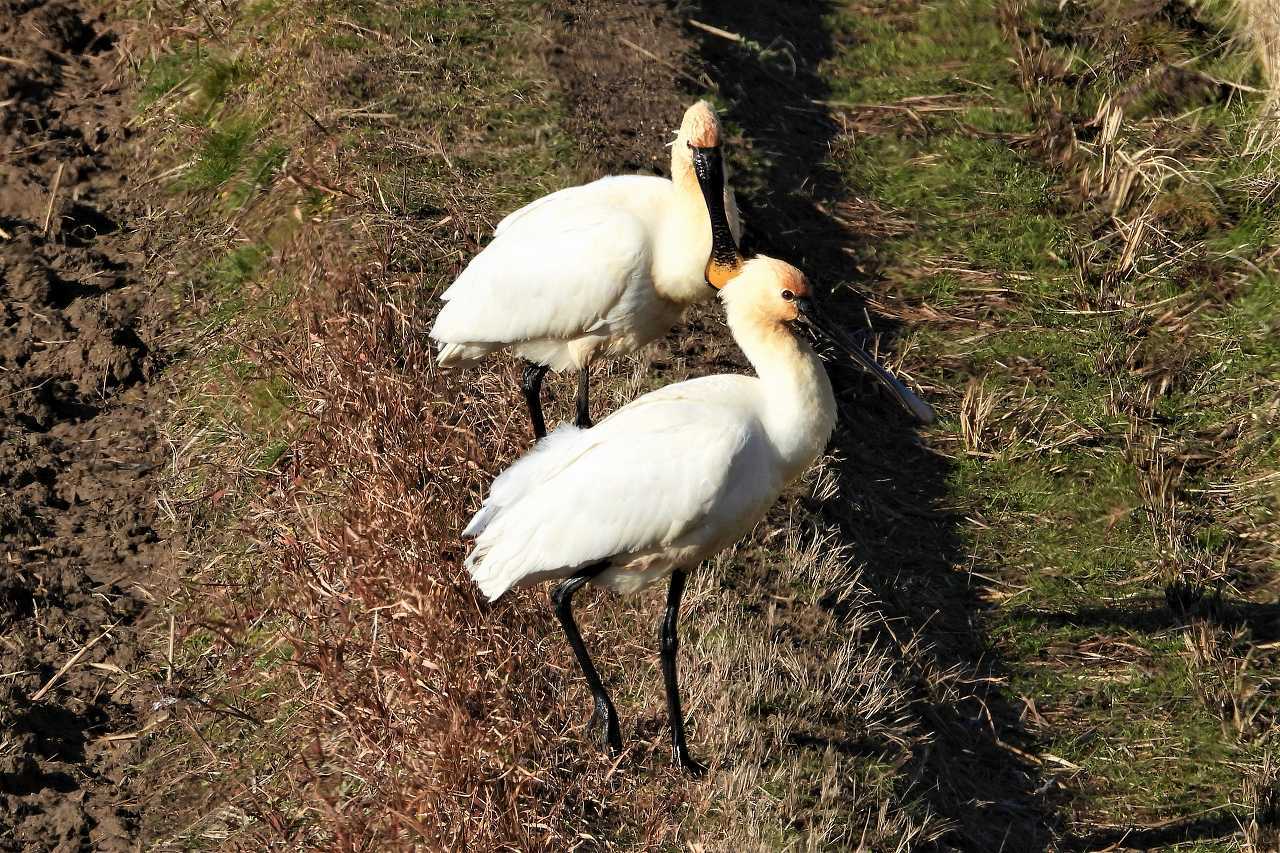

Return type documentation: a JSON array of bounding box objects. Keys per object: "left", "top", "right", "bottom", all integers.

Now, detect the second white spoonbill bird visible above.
[
  {"left": 462, "top": 257, "right": 934, "bottom": 774},
  {"left": 429, "top": 100, "right": 743, "bottom": 440}
]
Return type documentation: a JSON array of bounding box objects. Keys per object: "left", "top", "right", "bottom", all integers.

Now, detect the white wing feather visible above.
[
  {"left": 465, "top": 383, "right": 776, "bottom": 600},
  {"left": 431, "top": 178, "right": 672, "bottom": 348},
  {"left": 461, "top": 423, "right": 588, "bottom": 539},
  {"left": 490, "top": 175, "right": 669, "bottom": 239},
  {"left": 431, "top": 210, "right": 646, "bottom": 345}
]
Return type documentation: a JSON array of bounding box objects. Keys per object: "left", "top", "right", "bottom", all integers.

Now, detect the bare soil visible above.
[
  {"left": 0, "top": 1, "right": 165, "bottom": 850},
  {"left": 549, "top": 0, "right": 695, "bottom": 176}
]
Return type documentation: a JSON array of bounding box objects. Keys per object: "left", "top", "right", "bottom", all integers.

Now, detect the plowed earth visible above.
[{"left": 0, "top": 1, "right": 165, "bottom": 850}]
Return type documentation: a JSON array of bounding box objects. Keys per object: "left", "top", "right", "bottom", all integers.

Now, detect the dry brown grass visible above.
[
  {"left": 1183, "top": 619, "right": 1274, "bottom": 741},
  {"left": 165, "top": 245, "right": 693, "bottom": 849},
  {"left": 958, "top": 377, "right": 1110, "bottom": 461},
  {"left": 131, "top": 0, "right": 959, "bottom": 849},
  {"left": 1238, "top": 0, "right": 1280, "bottom": 159},
  {"left": 127, "top": 0, "right": 693, "bottom": 846},
  {"left": 1243, "top": 751, "right": 1280, "bottom": 853},
  {"left": 680, "top": 524, "right": 948, "bottom": 850}
]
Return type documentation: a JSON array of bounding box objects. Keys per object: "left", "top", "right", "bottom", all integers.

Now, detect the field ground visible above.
[
  {"left": 0, "top": 0, "right": 168, "bottom": 848},
  {"left": 12, "top": 0, "right": 1277, "bottom": 849}
]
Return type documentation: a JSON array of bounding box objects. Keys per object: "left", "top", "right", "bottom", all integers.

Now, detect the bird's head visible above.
[
  {"left": 721, "top": 256, "right": 935, "bottom": 425},
  {"left": 674, "top": 101, "right": 726, "bottom": 194},
  {"left": 719, "top": 256, "right": 810, "bottom": 324},
  {"left": 677, "top": 100, "right": 722, "bottom": 149}
]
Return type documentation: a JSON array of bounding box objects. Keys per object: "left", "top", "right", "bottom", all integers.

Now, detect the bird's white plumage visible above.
[
  {"left": 431, "top": 188, "right": 652, "bottom": 370},
  {"left": 464, "top": 377, "right": 776, "bottom": 599},
  {"left": 489, "top": 177, "right": 644, "bottom": 237},
  {"left": 464, "top": 257, "right": 838, "bottom": 600},
  {"left": 430, "top": 129, "right": 741, "bottom": 374}
]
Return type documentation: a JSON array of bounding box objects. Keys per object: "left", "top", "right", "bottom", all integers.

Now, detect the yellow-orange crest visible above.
[
  {"left": 679, "top": 100, "right": 722, "bottom": 148},
  {"left": 721, "top": 256, "right": 810, "bottom": 322}
]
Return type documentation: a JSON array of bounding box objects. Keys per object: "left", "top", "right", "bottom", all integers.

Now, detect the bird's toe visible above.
[
  {"left": 675, "top": 747, "right": 708, "bottom": 777},
  {"left": 590, "top": 703, "right": 622, "bottom": 754}
]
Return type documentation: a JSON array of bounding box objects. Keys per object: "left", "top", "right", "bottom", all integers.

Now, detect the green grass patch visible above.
[{"left": 820, "top": 0, "right": 1280, "bottom": 841}]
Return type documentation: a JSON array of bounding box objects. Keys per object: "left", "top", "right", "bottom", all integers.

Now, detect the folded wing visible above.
[
  {"left": 464, "top": 397, "right": 774, "bottom": 600},
  {"left": 430, "top": 190, "right": 654, "bottom": 347}
]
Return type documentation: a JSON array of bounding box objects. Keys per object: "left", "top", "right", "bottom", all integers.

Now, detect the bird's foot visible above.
[
  {"left": 590, "top": 700, "right": 622, "bottom": 755},
  {"left": 674, "top": 744, "right": 708, "bottom": 777},
  {"left": 575, "top": 413, "right": 593, "bottom": 429}
]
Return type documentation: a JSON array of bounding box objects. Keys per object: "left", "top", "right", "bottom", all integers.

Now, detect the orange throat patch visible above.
[{"left": 706, "top": 256, "right": 744, "bottom": 289}]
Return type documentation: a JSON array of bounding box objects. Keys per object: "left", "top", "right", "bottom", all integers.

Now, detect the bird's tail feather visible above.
[
  {"left": 462, "top": 424, "right": 589, "bottom": 599},
  {"left": 463, "top": 544, "right": 508, "bottom": 601},
  {"left": 435, "top": 341, "right": 499, "bottom": 369}
]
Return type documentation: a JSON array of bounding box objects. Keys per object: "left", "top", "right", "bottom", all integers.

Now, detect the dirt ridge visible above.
[{"left": 0, "top": 1, "right": 165, "bottom": 850}]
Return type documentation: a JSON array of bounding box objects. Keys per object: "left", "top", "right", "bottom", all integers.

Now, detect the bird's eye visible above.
[{"left": 781, "top": 289, "right": 795, "bottom": 301}]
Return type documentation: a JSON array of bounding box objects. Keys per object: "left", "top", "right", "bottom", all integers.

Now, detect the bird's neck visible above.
[
  {"left": 670, "top": 158, "right": 712, "bottom": 236},
  {"left": 671, "top": 142, "right": 699, "bottom": 196},
  {"left": 670, "top": 144, "right": 741, "bottom": 290},
  {"left": 728, "top": 304, "right": 837, "bottom": 473}
]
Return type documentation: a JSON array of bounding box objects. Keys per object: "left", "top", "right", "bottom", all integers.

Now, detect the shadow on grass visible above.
[
  {"left": 684, "top": 2, "right": 1263, "bottom": 849},
  {"left": 1062, "top": 810, "right": 1246, "bottom": 851},
  {"left": 688, "top": 0, "right": 1060, "bottom": 848},
  {"left": 1021, "top": 595, "right": 1280, "bottom": 643}
]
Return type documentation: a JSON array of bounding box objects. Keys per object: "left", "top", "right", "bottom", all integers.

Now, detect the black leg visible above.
[
  {"left": 550, "top": 564, "right": 621, "bottom": 754},
  {"left": 575, "top": 366, "right": 592, "bottom": 429},
  {"left": 521, "top": 360, "right": 549, "bottom": 440},
  {"left": 661, "top": 568, "right": 706, "bottom": 776}
]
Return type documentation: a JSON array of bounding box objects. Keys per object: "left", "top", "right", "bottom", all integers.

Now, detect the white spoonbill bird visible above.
[
  {"left": 430, "top": 100, "right": 743, "bottom": 440},
  {"left": 462, "top": 257, "right": 933, "bottom": 774}
]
